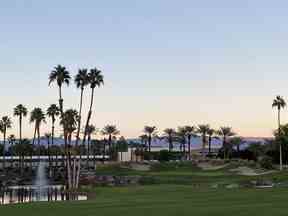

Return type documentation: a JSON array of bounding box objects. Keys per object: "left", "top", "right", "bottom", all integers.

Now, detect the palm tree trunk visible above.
[
  {"left": 278, "top": 108, "right": 283, "bottom": 171},
  {"left": 3, "top": 130, "right": 6, "bottom": 170},
  {"left": 76, "top": 88, "right": 84, "bottom": 147},
  {"left": 188, "top": 136, "right": 191, "bottom": 160},
  {"left": 19, "top": 115, "right": 23, "bottom": 173},
  {"left": 208, "top": 136, "right": 212, "bottom": 154},
  {"left": 37, "top": 127, "right": 41, "bottom": 162},
  {"left": 59, "top": 86, "right": 63, "bottom": 115},
  {"left": 82, "top": 88, "right": 95, "bottom": 146}
]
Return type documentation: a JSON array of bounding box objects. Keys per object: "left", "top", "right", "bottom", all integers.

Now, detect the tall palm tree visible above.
[
  {"left": 272, "top": 95, "right": 286, "bottom": 171},
  {"left": 102, "top": 125, "right": 120, "bottom": 159},
  {"left": 197, "top": 124, "right": 210, "bottom": 157},
  {"left": 163, "top": 128, "right": 176, "bottom": 152},
  {"left": 13, "top": 104, "right": 28, "bottom": 146},
  {"left": 144, "top": 126, "right": 157, "bottom": 153},
  {"left": 74, "top": 69, "right": 90, "bottom": 147},
  {"left": 0, "top": 116, "right": 12, "bottom": 169},
  {"left": 217, "top": 127, "right": 235, "bottom": 159},
  {"left": 82, "top": 68, "right": 104, "bottom": 146},
  {"left": 207, "top": 128, "right": 215, "bottom": 155},
  {"left": 48, "top": 65, "right": 71, "bottom": 115},
  {"left": 30, "top": 108, "right": 46, "bottom": 161},
  {"left": 47, "top": 104, "right": 60, "bottom": 147},
  {"left": 184, "top": 126, "right": 195, "bottom": 160}
]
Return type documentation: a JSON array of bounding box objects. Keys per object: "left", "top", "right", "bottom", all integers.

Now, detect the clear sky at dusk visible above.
[{"left": 1, "top": 0, "right": 288, "bottom": 138}]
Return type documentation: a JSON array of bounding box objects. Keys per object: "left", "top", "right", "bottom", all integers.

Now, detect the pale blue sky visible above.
[{"left": 1, "top": 0, "right": 288, "bottom": 138}]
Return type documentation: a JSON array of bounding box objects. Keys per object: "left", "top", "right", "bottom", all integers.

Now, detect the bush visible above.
[
  {"left": 259, "top": 156, "right": 273, "bottom": 170},
  {"left": 159, "top": 150, "right": 170, "bottom": 161}
]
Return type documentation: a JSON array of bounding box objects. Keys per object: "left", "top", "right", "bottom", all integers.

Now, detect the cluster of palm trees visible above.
[
  {"left": 0, "top": 65, "right": 104, "bottom": 190},
  {"left": 140, "top": 125, "right": 236, "bottom": 159}
]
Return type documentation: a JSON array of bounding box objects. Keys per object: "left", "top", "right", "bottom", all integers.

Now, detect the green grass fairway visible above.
[{"left": 1, "top": 185, "right": 288, "bottom": 216}]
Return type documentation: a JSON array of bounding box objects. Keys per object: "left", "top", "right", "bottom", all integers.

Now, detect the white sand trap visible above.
[
  {"left": 230, "top": 166, "right": 275, "bottom": 176},
  {"left": 198, "top": 163, "right": 229, "bottom": 171}
]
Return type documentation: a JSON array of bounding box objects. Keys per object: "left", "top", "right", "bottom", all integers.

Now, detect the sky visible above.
[{"left": 0, "top": 0, "right": 288, "bottom": 138}]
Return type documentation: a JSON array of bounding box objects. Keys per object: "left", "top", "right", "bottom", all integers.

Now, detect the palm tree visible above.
[
  {"left": 207, "top": 128, "right": 215, "bottom": 155},
  {"left": 139, "top": 134, "right": 148, "bottom": 160},
  {"left": 0, "top": 116, "right": 12, "bottom": 169},
  {"left": 48, "top": 65, "right": 71, "bottom": 115},
  {"left": 184, "top": 126, "right": 195, "bottom": 160},
  {"left": 74, "top": 69, "right": 90, "bottom": 147},
  {"left": 82, "top": 68, "right": 104, "bottom": 146},
  {"left": 230, "top": 137, "right": 243, "bottom": 158},
  {"left": 44, "top": 133, "right": 52, "bottom": 167},
  {"left": 86, "top": 125, "right": 97, "bottom": 167},
  {"left": 47, "top": 104, "right": 60, "bottom": 147},
  {"left": 144, "top": 126, "right": 157, "bottom": 153},
  {"left": 217, "top": 127, "right": 235, "bottom": 159},
  {"left": 177, "top": 127, "right": 187, "bottom": 158},
  {"left": 8, "top": 134, "right": 16, "bottom": 167},
  {"left": 30, "top": 108, "right": 46, "bottom": 161},
  {"left": 197, "top": 124, "right": 210, "bottom": 157},
  {"left": 163, "top": 128, "right": 176, "bottom": 152},
  {"left": 13, "top": 104, "right": 28, "bottom": 145},
  {"left": 272, "top": 95, "right": 286, "bottom": 171},
  {"left": 60, "top": 109, "right": 79, "bottom": 189},
  {"left": 102, "top": 125, "right": 120, "bottom": 159}
]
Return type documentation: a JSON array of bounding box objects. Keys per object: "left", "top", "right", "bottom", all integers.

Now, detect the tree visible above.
[
  {"left": 163, "top": 128, "right": 176, "bottom": 152},
  {"left": 8, "top": 134, "right": 16, "bottom": 167},
  {"left": 44, "top": 133, "right": 52, "bottom": 167},
  {"left": 14, "top": 104, "right": 28, "bottom": 170},
  {"left": 183, "top": 126, "right": 195, "bottom": 160},
  {"left": 0, "top": 116, "right": 12, "bottom": 169},
  {"left": 86, "top": 124, "right": 97, "bottom": 166},
  {"left": 74, "top": 69, "right": 90, "bottom": 147},
  {"left": 60, "top": 109, "right": 79, "bottom": 190},
  {"left": 102, "top": 125, "right": 120, "bottom": 159},
  {"left": 30, "top": 108, "right": 46, "bottom": 161},
  {"left": 197, "top": 124, "right": 210, "bottom": 157},
  {"left": 207, "top": 128, "right": 215, "bottom": 155},
  {"left": 48, "top": 65, "right": 71, "bottom": 115},
  {"left": 230, "top": 137, "right": 243, "bottom": 157},
  {"left": 217, "top": 127, "right": 235, "bottom": 159},
  {"left": 177, "top": 127, "right": 187, "bottom": 159},
  {"left": 47, "top": 104, "right": 60, "bottom": 147},
  {"left": 144, "top": 126, "right": 157, "bottom": 154},
  {"left": 82, "top": 68, "right": 104, "bottom": 146},
  {"left": 272, "top": 95, "right": 286, "bottom": 170}
]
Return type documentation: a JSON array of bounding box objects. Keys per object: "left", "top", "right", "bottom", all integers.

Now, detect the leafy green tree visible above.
[
  {"left": 272, "top": 95, "right": 286, "bottom": 170},
  {"left": 0, "top": 116, "right": 12, "bottom": 168}
]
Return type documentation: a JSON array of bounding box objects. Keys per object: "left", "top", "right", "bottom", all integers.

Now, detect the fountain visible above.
[
  {"left": 0, "top": 161, "right": 88, "bottom": 205},
  {"left": 34, "top": 161, "right": 48, "bottom": 201}
]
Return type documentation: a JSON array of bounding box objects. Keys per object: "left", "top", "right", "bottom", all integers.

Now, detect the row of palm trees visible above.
[{"left": 140, "top": 125, "right": 236, "bottom": 159}]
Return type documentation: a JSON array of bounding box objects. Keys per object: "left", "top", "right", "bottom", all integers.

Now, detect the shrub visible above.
[{"left": 259, "top": 156, "right": 273, "bottom": 170}]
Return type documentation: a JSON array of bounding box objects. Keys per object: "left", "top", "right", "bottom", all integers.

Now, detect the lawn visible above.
[
  {"left": 2, "top": 161, "right": 288, "bottom": 215},
  {"left": 1, "top": 186, "right": 288, "bottom": 216}
]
